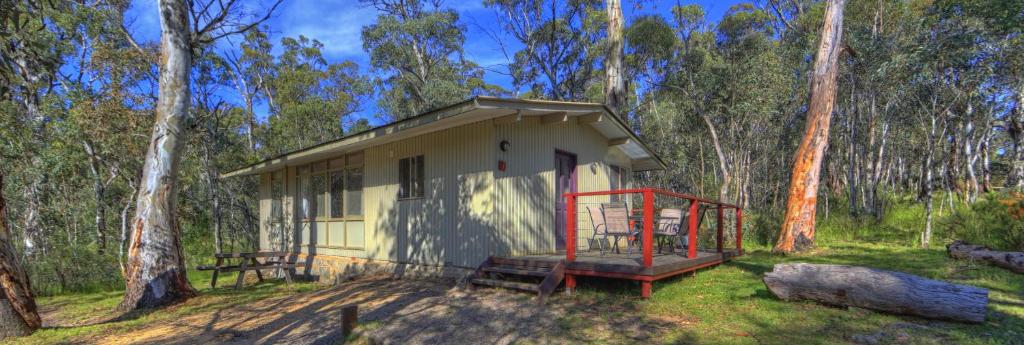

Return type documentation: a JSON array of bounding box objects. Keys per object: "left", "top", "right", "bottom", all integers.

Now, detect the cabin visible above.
[{"left": 222, "top": 97, "right": 742, "bottom": 298}]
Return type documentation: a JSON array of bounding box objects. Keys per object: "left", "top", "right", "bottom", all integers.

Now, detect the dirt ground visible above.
[{"left": 41, "top": 275, "right": 677, "bottom": 345}]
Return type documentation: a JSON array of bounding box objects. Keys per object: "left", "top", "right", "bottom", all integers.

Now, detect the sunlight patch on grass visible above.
[{"left": 565, "top": 241, "right": 1023, "bottom": 345}]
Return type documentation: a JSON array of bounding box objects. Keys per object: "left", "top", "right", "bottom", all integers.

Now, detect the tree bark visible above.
[
  {"left": 702, "top": 114, "right": 731, "bottom": 203},
  {"left": 0, "top": 173, "right": 41, "bottom": 339},
  {"left": 1007, "top": 84, "right": 1024, "bottom": 191},
  {"left": 763, "top": 263, "right": 988, "bottom": 323},
  {"left": 83, "top": 140, "right": 108, "bottom": 254},
  {"left": 774, "top": 0, "right": 845, "bottom": 254},
  {"left": 604, "top": 0, "right": 627, "bottom": 122},
  {"left": 948, "top": 241, "right": 1024, "bottom": 274},
  {"left": 118, "top": 0, "right": 197, "bottom": 311}
]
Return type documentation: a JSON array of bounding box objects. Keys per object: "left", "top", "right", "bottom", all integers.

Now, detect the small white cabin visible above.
[{"left": 222, "top": 97, "right": 665, "bottom": 277}]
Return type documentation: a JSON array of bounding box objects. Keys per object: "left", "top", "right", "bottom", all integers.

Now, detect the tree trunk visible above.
[
  {"left": 702, "top": 114, "right": 731, "bottom": 203},
  {"left": 948, "top": 241, "right": 1024, "bottom": 274},
  {"left": 869, "top": 120, "right": 888, "bottom": 218},
  {"left": 0, "top": 173, "right": 41, "bottom": 339},
  {"left": 847, "top": 93, "right": 859, "bottom": 217},
  {"left": 773, "top": 0, "right": 845, "bottom": 254},
  {"left": 763, "top": 263, "right": 988, "bottom": 323},
  {"left": 83, "top": 140, "right": 108, "bottom": 254},
  {"left": 118, "top": 197, "right": 132, "bottom": 277},
  {"left": 202, "top": 139, "right": 223, "bottom": 254},
  {"left": 1007, "top": 84, "right": 1024, "bottom": 191},
  {"left": 118, "top": 0, "right": 197, "bottom": 311},
  {"left": 604, "top": 0, "right": 627, "bottom": 122}
]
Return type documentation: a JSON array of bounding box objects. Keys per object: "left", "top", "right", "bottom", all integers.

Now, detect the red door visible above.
[{"left": 555, "top": 151, "right": 577, "bottom": 251}]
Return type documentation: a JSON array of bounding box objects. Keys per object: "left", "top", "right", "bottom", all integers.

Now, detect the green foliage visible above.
[
  {"left": 361, "top": 1, "right": 497, "bottom": 119},
  {"left": 485, "top": 0, "right": 602, "bottom": 100},
  {"left": 749, "top": 208, "right": 782, "bottom": 247},
  {"left": 262, "top": 36, "right": 372, "bottom": 154},
  {"left": 26, "top": 245, "right": 122, "bottom": 297},
  {"left": 941, "top": 193, "right": 1024, "bottom": 251}
]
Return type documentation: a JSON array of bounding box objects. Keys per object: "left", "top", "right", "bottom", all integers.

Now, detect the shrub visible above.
[
  {"left": 941, "top": 193, "right": 1024, "bottom": 251},
  {"left": 750, "top": 208, "right": 782, "bottom": 246}
]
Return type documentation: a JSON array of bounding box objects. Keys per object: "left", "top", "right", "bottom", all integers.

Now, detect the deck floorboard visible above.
[{"left": 499, "top": 250, "right": 735, "bottom": 277}]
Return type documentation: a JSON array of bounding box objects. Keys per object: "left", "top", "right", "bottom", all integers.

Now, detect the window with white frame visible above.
[
  {"left": 296, "top": 152, "right": 365, "bottom": 248},
  {"left": 398, "top": 155, "right": 424, "bottom": 199}
]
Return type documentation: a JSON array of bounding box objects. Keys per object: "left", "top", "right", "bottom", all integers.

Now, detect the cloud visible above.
[{"left": 273, "top": 1, "right": 378, "bottom": 59}]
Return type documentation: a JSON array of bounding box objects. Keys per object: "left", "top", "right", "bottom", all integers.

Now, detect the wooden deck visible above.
[{"left": 497, "top": 249, "right": 739, "bottom": 281}]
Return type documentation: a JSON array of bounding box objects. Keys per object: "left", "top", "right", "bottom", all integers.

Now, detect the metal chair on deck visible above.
[
  {"left": 586, "top": 205, "right": 608, "bottom": 253},
  {"left": 654, "top": 208, "right": 683, "bottom": 253},
  {"left": 600, "top": 203, "right": 634, "bottom": 255},
  {"left": 676, "top": 204, "right": 710, "bottom": 253}
]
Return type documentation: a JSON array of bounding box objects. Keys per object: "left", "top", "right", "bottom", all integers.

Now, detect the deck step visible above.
[
  {"left": 471, "top": 278, "right": 540, "bottom": 292},
  {"left": 491, "top": 257, "right": 559, "bottom": 269},
  {"left": 483, "top": 266, "right": 550, "bottom": 277}
]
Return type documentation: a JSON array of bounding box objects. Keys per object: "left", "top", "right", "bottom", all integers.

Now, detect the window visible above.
[
  {"left": 270, "top": 171, "right": 284, "bottom": 220},
  {"left": 610, "top": 165, "right": 622, "bottom": 202},
  {"left": 399, "top": 155, "right": 424, "bottom": 199},
  {"left": 311, "top": 173, "right": 326, "bottom": 218},
  {"left": 295, "top": 152, "right": 365, "bottom": 249},
  {"left": 330, "top": 171, "right": 345, "bottom": 218},
  {"left": 346, "top": 167, "right": 363, "bottom": 215},
  {"left": 299, "top": 173, "right": 310, "bottom": 219}
]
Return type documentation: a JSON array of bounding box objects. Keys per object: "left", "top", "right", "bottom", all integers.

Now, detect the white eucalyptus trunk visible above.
[
  {"left": 118, "top": 0, "right": 197, "bottom": 311},
  {"left": 604, "top": 0, "right": 627, "bottom": 120}
]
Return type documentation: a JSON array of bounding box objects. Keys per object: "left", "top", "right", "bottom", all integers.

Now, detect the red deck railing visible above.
[{"left": 563, "top": 188, "right": 743, "bottom": 267}]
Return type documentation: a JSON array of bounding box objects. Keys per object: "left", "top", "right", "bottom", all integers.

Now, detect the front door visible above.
[{"left": 554, "top": 150, "right": 577, "bottom": 251}]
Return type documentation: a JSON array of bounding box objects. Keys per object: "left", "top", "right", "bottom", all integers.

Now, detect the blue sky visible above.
[{"left": 124, "top": 0, "right": 739, "bottom": 125}]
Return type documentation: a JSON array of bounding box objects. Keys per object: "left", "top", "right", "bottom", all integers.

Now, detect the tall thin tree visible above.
[
  {"left": 604, "top": 0, "right": 627, "bottom": 121},
  {"left": 0, "top": 173, "right": 41, "bottom": 339},
  {"left": 118, "top": 0, "right": 197, "bottom": 310},
  {"left": 773, "top": 0, "right": 846, "bottom": 254}
]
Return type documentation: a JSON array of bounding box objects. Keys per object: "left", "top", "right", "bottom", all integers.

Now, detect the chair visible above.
[
  {"left": 585, "top": 206, "right": 607, "bottom": 253},
  {"left": 676, "top": 204, "right": 710, "bottom": 253},
  {"left": 600, "top": 203, "right": 634, "bottom": 255},
  {"left": 654, "top": 208, "right": 683, "bottom": 253}
]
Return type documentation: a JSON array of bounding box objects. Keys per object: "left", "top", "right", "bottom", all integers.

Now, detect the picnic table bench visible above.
[{"left": 196, "top": 251, "right": 298, "bottom": 289}]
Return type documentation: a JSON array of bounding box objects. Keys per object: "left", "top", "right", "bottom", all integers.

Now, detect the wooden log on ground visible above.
[
  {"left": 947, "top": 240, "right": 1024, "bottom": 274},
  {"left": 763, "top": 263, "right": 988, "bottom": 323}
]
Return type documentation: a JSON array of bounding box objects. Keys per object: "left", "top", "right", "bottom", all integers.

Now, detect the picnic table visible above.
[{"left": 196, "top": 251, "right": 297, "bottom": 289}]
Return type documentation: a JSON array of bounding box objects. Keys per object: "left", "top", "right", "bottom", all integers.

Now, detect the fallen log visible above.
[
  {"left": 947, "top": 240, "right": 1024, "bottom": 274},
  {"left": 763, "top": 263, "right": 988, "bottom": 323}
]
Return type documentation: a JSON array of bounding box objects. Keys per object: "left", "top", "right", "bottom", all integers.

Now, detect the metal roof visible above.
[{"left": 220, "top": 96, "right": 668, "bottom": 178}]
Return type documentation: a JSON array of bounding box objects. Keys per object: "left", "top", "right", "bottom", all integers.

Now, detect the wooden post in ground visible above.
[
  {"left": 564, "top": 274, "right": 576, "bottom": 295},
  {"left": 341, "top": 304, "right": 358, "bottom": 337}
]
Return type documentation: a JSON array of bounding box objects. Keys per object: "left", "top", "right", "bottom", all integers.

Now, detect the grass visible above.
[
  {"left": 12, "top": 270, "right": 320, "bottom": 345},
  {"left": 560, "top": 200, "right": 1024, "bottom": 345},
  {"left": 13, "top": 201, "right": 1024, "bottom": 344},
  {"left": 624, "top": 243, "right": 1023, "bottom": 344}
]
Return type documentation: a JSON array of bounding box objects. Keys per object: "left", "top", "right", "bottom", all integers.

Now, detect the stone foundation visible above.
[{"left": 292, "top": 254, "right": 474, "bottom": 284}]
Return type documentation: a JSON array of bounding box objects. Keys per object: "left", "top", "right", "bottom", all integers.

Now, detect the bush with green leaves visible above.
[{"left": 941, "top": 193, "right": 1024, "bottom": 251}]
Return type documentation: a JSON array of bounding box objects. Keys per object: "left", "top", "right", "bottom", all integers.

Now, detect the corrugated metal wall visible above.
[
  {"left": 493, "top": 118, "right": 633, "bottom": 257},
  {"left": 362, "top": 121, "right": 495, "bottom": 267},
  {"left": 257, "top": 116, "right": 632, "bottom": 268}
]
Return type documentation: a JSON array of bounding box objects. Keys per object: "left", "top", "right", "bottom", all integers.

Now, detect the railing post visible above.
[
  {"left": 687, "top": 199, "right": 699, "bottom": 259},
  {"left": 716, "top": 205, "right": 724, "bottom": 253},
  {"left": 642, "top": 189, "right": 654, "bottom": 268},
  {"left": 735, "top": 208, "right": 743, "bottom": 255},
  {"left": 566, "top": 193, "right": 576, "bottom": 262}
]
